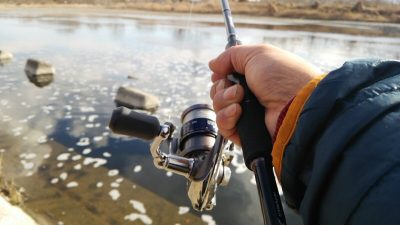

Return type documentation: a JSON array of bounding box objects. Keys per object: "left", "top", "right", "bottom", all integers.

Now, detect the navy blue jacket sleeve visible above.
[{"left": 280, "top": 59, "right": 400, "bottom": 225}]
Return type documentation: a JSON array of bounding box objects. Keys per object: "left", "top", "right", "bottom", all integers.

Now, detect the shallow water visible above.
[{"left": 0, "top": 8, "right": 399, "bottom": 225}]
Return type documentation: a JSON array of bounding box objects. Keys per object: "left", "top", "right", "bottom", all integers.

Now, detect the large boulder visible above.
[
  {"left": 24, "top": 59, "right": 55, "bottom": 87},
  {"left": 0, "top": 51, "right": 13, "bottom": 65},
  {"left": 114, "top": 86, "right": 160, "bottom": 112}
]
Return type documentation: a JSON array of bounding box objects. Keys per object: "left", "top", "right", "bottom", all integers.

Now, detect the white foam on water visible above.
[
  {"left": 66, "top": 181, "right": 78, "bottom": 188},
  {"left": 57, "top": 153, "right": 70, "bottom": 161},
  {"left": 109, "top": 189, "right": 120, "bottom": 201},
  {"left": 72, "top": 155, "right": 82, "bottom": 161},
  {"left": 76, "top": 137, "right": 90, "bottom": 146},
  {"left": 103, "top": 152, "right": 111, "bottom": 158},
  {"left": 124, "top": 213, "right": 152, "bottom": 225},
  {"left": 133, "top": 165, "right": 142, "bottom": 173},
  {"left": 50, "top": 178, "right": 59, "bottom": 184},
  {"left": 178, "top": 206, "right": 190, "bottom": 215},
  {"left": 82, "top": 148, "right": 92, "bottom": 155},
  {"left": 96, "top": 182, "right": 103, "bottom": 188},
  {"left": 59, "top": 172, "right": 68, "bottom": 180},
  {"left": 73, "top": 164, "right": 82, "bottom": 170},
  {"left": 129, "top": 200, "right": 146, "bottom": 214},
  {"left": 108, "top": 169, "right": 119, "bottom": 176},
  {"left": 201, "top": 215, "right": 216, "bottom": 225}
]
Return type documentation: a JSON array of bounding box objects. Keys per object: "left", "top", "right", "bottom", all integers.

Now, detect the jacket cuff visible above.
[{"left": 272, "top": 75, "right": 326, "bottom": 181}]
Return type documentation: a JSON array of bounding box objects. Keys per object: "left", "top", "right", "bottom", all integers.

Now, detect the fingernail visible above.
[
  {"left": 224, "top": 104, "right": 237, "bottom": 117},
  {"left": 223, "top": 85, "right": 237, "bottom": 100},
  {"left": 216, "top": 80, "right": 225, "bottom": 92}
]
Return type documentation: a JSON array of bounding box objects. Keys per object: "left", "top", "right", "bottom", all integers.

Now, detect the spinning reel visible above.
[{"left": 109, "top": 104, "right": 233, "bottom": 211}]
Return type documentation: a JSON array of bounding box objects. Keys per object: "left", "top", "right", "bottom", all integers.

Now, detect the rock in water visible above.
[
  {"left": 115, "top": 86, "right": 159, "bottom": 112},
  {"left": 0, "top": 50, "right": 13, "bottom": 65},
  {"left": 24, "top": 59, "right": 55, "bottom": 87}
]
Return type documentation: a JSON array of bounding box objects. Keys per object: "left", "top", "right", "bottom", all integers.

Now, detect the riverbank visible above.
[{"left": 0, "top": 1, "right": 399, "bottom": 23}]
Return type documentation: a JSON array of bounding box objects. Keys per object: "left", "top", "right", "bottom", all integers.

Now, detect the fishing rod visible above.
[
  {"left": 108, "top": 1, "right": 286, "bottom": 224},
  {"left": 220, "top": 1, "right": 287, "bottom": 225}
]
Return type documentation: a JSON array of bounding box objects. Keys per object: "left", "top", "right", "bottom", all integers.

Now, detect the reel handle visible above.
[{"left": 109, "top": 107, "right": 161, "bottom": 140}]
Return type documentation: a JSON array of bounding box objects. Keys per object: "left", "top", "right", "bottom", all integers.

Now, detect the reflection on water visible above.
[{"left": 0, "top": 8, "right": 399, "bottom": 225}]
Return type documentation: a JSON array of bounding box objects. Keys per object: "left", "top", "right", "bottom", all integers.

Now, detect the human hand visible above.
[{"left": 209, "top": 44, "right": 321, "bottom": 145}]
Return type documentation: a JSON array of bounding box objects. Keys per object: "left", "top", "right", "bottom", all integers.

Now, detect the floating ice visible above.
[
  {"left": 0, "top": 149, "right": 5, "bottom": 153},
  {"left": 80, "top": 116, "right": 86, "bottom": 121},
  {"left": 95, "top": 123, "right": 101, "bottom": 128},
  {"left": 109, "top": 189, "right": 120, "bottom": 201},
  {"left": 66, "top": 181, "right": 78, "bottom": 188},
  {"left": 57, "top": 221, "right": 64, "bottom": 225},
  {"left": 51, "top": 178, "right": 59, "bottom": 184},
  {"left": 88, "top": 115, "right": 98, "bottom": 122},
  {"left": 111, "top": 182, "right": 120, "bottom": 188},
  {"left": 57, "top": 153, "right": 70, "bottom": 161},
  {"left": 83, "top": 157, "right": 107, "bottom": 168},
  {"left": 80, "top": 106, "right": 95, "bottom": 112},
  {"left": 96, "top": 182, "right": 103, "bottom": 188},
  {"left": 178, "top": 206, "right": 189, "bottom": 215},
  {"left": 72, "top": 155, "right": 82, "bottom": 161},
  {"left": 57, "top": 162, "right": 64, "bottom": 168},
  {"left": 43, "top": 153, "right": 50, "bottom": 159},
  {"left": 59, "top": 172, "right": 68, "bottom": 180},
  {"left": 102, "top": 132, "right": 110, "bottom": 136},
  {"left": 68, "top": 148, "right": 74, "bottom": 152},
  {"left": 76, "top": 137, "right": 90, "bottom": 146},
  {"left": 201, "top": 215, "right": 216, "bottom": 225},
  {"left": 85, "top": 124, "right": 94, "bottom": 128},
  {"left": 82, "top": 148, "right": 92, "bottom": 155},
  {"left": 21, "top": 160, "right": 34, "bottom": 170},
  {"left": 133, "top": 165, "right": 142, "bottom": 173},
  {"left": 129, "top": 200, "right": 146, "bottom": 214},
  {"left": 64, "top": 105, "right": 72, "bottom": 111},
  {"left": 74, "top": 164, "right": 82, "bottom": 170},
  {"left": 108, "top": 169, "right": 119, "bottom": 176},
  {"left": 116, "top": 178, "right": 123, "bottom": 183},
  {"left": 124, "top": 213, "right": 152, "bottom": 224},
  {"left": 103, "top": 152, "right": 111, "bottom": 158},
  {"left": 166, "top": 171, "right": 173, "bottom": 177},
  {"left": 37, "top": 136, "right": 47, "bottom": 144},
  {"left": 93, "top": 136, "right": 103, "bottom": 142}
]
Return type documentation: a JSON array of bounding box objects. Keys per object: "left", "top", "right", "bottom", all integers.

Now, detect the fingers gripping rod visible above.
[{"left": 220, "top": 1, "right": 287, "bottom": 225}]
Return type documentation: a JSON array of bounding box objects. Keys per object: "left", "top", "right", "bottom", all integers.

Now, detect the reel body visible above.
[{"left": 109, "top": 104, "right": 233, "bottom": 211}]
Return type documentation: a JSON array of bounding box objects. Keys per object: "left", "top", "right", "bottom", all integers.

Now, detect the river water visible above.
[{"left": 0, "top": 8, "right": 399, "bottom": 225}]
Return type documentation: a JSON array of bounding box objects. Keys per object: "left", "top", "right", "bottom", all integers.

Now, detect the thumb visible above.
[{"left": 209, "top": 45, "right": 250, "bottom": 78}]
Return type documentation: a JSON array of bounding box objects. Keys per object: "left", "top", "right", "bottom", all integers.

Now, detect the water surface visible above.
[{"left": 0, "top": 8, "right": 399, "bottom": 225}]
